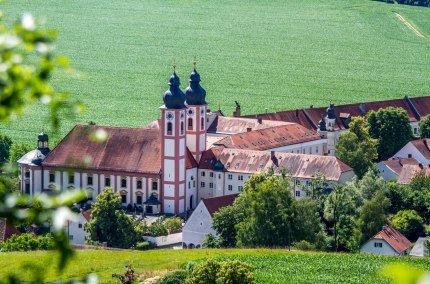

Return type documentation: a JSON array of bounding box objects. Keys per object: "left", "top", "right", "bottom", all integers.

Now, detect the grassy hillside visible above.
[
  {"left": 0, "top": 249, "right": 429, "bottom": 283},
  {"left": 1, "top": 0, "right": 430, "bottom": 145}
]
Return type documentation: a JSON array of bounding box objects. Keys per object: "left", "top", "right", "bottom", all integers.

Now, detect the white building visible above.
[
  {"left": 391, "top": 139, "right": 430, "bottom": 166},
  {"left": 376, "top": 157, "right": 420, "bottom": 181},
  {"left": 409, "top": 237, "right": 429, "bottom": 257},
  {"left": 182, "top": 194, "right": 237, "bottom": 248},
  {"left": 67, "top": 210, "right": 91, "bottom": 245},
  {"left": 360, "top": 225, "right": 412, "bottom": 256}
]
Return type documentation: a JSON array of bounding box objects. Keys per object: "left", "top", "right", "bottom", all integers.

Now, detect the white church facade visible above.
[{"left": 18, "top": 67, "right": 354, "bottom": 215}]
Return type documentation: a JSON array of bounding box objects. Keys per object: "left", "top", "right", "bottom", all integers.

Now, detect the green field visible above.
[
  {"left": 0, "top": 249, "right": 429, "bottom": 283},
  {"left": 1, "top": 0, "right": 430, "bottom": 145}
]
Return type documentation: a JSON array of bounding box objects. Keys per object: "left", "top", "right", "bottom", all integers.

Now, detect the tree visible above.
[
  {"left": 384, "top": 182, "right": 413, "bottom": 215},
  {"left": 292, "top": 197, "right": 325, "bottom": 246},
  {"left": 336, "top": 117, "right": 378, "bottom": 179},
  {"left": 357, "top": 191, "right": 390, "bottom": 244},
  {"left": 367, "top": 107, "right": 413, "bottom": 161},
  {"left": 212, "top": 202, "right": 245, "bottom": 247},
  {"left": 419, "top": 115, "right": 430, "bottom": 138},
  {"left": 202, "top": 233, "right": 221, "bottom": 248},
  {"left": 235, "top": 173, "right": 295, "bottom": 247},
  {"left": 391, "top": 210, "right": 425, "bottom": 241},
  {"left": 8, "top": 143, "right": 33, "bottom": 176},
  {"left": 408, "top": 172, "right": 430, "bottom": 221},
  {"left": 85, "top": 188, "right": 140, "bottom": 248},
  {"left": 0, "top": 135, "right": 12, "bottom": 165},
  {"left": 0, "top": 176, "right": 19, "bottom": 193}
]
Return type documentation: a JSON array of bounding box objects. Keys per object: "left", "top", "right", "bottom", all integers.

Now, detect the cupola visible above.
[
  {"left": 163, "top": 72, "right": 186, "bottom": 109},
  {"left": 37, "top": 132, "right": 50, "bottom": 155},
  {"left": 185, "top": 68, "right": 207, "bottom": 105},
  {"left": 318, "top": 117, "right": 327, "bottom": 131},
  {"left": 326, "top": 102, "right": 336, "bottom": 120}
]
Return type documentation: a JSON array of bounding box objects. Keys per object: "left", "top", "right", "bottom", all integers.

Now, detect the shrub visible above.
[
  {"left": 164, "top": 217, "right": 183, "bottom": 234},
  {"left": 186, "top": 260, "right": 254, "bottom": 284},
  {"left": 157, "top": 270, "right": 188, "bottom": 284},
  {"left": 293, "top": 240, "right": 316, "bottom": 251},
  {"left": 135, "top": 241, "right": 155, "bottom": 250},
  {"left": 391, "top": 210, "right": 425, "bottom": 241},
  {"left": 0, "top": 233, "right": 54, "bottom": 252},
  {"left": 202, "top": 233, "right": 221, "bottom": 248},
  {"left": 186, "top": 260, "right": 220, "bottom": 284}
]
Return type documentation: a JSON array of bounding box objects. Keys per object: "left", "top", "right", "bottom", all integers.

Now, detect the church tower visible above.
[
  {"left": 160, "top": 70, "right": 187, "bottom": 214},
  {"left": 184, "top": 66, "right": 207, "bottom": 163},
  {"left": 324, "top": 102, "right": 337, "bottom": 156}
]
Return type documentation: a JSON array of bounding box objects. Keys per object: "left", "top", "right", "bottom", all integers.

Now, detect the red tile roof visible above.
[
  {"left": 214, "top": 124, "right": 320, "bottom": 151},
  {"left": 410, "top": 139, "right": 430, "bottom": 161},
  {"left": 243, "top": 96, "right": 430, "bottom": 131},
  {"left": 372, "top": 225, "right": 412, "bottom": 253},
  {"left": 43, "top": 124, "right": 197, "bottom": 173},
  {"left": 81, "top": 209, "right": 92, "bottom": 222},
  {"left": 382, "top": 157, "right": 420, "bottom": 176},
  {"left": 202, "top": 194, "right": 238, "bottom": 216},
  {"left": 397, "top": 164, "right": 430, "bottom": 184},
  {"left": 199, "top": 148, "right": 353, "bottom": 181},
  {"left": 207, "top": 116, "right": 292, "bottom": 134}
]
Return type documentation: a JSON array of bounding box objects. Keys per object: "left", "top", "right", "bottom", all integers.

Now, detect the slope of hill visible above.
[
  {"left": 2, "top": 0, "right": 430, "bottom": 145},
  {"left": 1, "top": 249, "right": 429, "bottom": 283}
]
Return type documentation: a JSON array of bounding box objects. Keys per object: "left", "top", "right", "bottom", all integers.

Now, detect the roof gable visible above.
[
  {"left": 202, "top": 194, "right": 238, "bottom": 216},
  {"left": 372, "top": 225, "right": 412, "bottom": 253}
]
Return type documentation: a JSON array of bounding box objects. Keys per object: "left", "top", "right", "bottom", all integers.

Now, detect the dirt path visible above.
[{"left": 395, "top": 12, "right": 425, "bottom": 39}]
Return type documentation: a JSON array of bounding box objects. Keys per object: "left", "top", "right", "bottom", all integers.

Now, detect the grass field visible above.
[
  {"left": 1, "top": 0, "right": 430, "bottom": 145},
  {"left": 0, "top": 249, "right": 430, "bottom": 283}
]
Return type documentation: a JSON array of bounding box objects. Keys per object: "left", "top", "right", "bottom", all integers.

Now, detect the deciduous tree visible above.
[
  {"left": 0, "top": 135, "right": 12, "bottom": 165},
  {"left": 419, "top": 115, "right": 430, "bottom": 138},
  {"left": 391, "top": 210, "right": 425, "bottom": 241}
]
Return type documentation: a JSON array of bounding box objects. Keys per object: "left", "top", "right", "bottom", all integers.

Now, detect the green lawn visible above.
[
  {"left": 0, "top": 249, "right": 429, "bottom": 283},
  {"left": 1, "top": 0, "right": 430, "bottom": 145}
]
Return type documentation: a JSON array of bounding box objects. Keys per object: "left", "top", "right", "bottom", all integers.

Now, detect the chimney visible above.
[
  {"left": 233, "top": 101, "right": 241, "bottom": 117},
  {"left": 247, "top": 127, "right": 252, "bottom": 132},
  {"left": 257, "top": 117, "right": 262, "bottom": 124}
]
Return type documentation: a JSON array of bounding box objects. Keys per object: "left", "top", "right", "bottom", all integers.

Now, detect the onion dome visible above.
[
  {"left": 38, "top": 132, "right": 48, "bottom": 142},
  {"left": 318, "top": 117, "right": 327, "bottom": 131},
  {"left": 185, "top": 68, "right": 207, "bottom": 105},
  {"left": 163, "top": 72, "right": 186, "bottom": 109},
  {"left": 37, "top": 132, "right": 50, "bottom": 156},
  {"left": 326, "top": 102, "right": 336, "bottom": 120}
]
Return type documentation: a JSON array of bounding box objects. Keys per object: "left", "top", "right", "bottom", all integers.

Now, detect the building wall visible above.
[
  {"left": 360, "top": 239, "right": 399, "bottom": 256},
  {"left": 186, "top": 168, "right": 198, "bottom": 211},
  {"left": 394, "top": 143, "right": 430, "bottom": 165},
  {"left": 270, "top": 139, "right": 326, "bottom": 155},
  {"left": 182, "top": 201, "right": 215, "bottom": 248},
  {"left": 376, "top": 162, "right": 399, "bottom": 181},
  {"left": 67, "top": 213, "right": 89, "bottom": 245}
]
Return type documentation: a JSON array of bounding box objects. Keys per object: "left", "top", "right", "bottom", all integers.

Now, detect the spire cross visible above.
[
  {"left": 193, "top": 56, "right": 197, "bottom": 69},
  {"left": 173, "top": 62, "right": 176, "bottom": 71}
]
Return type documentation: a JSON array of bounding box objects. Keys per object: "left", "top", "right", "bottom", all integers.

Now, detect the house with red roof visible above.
[
  {"left": 392, "top": 139, "right": 430, "bottom": 166},
  {"left": 360, "top": 225, "right": 412, "bottom": 256},
  {"left": 376, "top": 157, "right": 421, "bottom": 181},
  {"left": 182, "top": 194, "right": 238, "bottom": 248}
]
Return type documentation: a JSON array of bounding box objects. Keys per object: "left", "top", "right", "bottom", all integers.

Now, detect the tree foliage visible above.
[
  {"left": 367, "top": 107, "right": 413, "bottom": 161},
  {"left": 390, "top": 210, "right": 425, "bottom": 241},
  {"left": 212, "top": 202, "right": 245, "bottom": 247},
  {"left": 85, "top": 188, "right": 139, "bottom": 248},
  {"left": 419, "top": 114, "right": 430, "bottom": 138},
  {"left": 0, "top": 134, "right": 12, "bottom": 165}
]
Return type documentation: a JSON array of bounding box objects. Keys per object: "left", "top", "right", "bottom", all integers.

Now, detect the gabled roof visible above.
[
  {"left": 81, "top": 209, "right": 92, "bottom": 222},
  {"left": 43, "top": 124, "right": 197, "bottom": 174},
  {"left": 410, "top": 139, "right": 430, "bottom": 161},
  {"left": 202, "top": 194, "right": 238, "bottom": 216},
  {"left": 199, "top": 148, "right": 353, "bottom": 181},
  {"left": 382, "top": 157, "right": 420, "bottom": 176},
  {"left": 371, "top": 225, "right": 412, "bottom": 254},
  {"left": 397, "top": 164, "right": 430, "bottom": 184},
  {"left": 207, "top": 116, "right": 292, "bottom": 134},
  {"left": 214, "top": 124, "right": 320, "bottom": 151},
  {"left": 0, "top": 218, "right": 20, "bottom": 242},
  {"left": 243, "top": 96, "right": 430, "bottom": 131}
]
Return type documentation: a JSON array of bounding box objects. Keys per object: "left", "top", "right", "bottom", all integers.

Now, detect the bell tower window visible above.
[
  {"left": 201, "top": 117, "right": 204, "bottom": 130},
  {"left": 188, "top": 118, "right": 193, "bottom": 130},
  {"left": 181, "top": 121, "right": 184, "bottom": 134},
  {"left": 167, "top": 122, "right": 173, "bottom": 135}
]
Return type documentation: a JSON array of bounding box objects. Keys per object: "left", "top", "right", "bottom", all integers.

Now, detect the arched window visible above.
[
  {"left": 201, "top": 117, "right": 204, "bottom": 130},
  {"left": 181, "top": 121, "right": 184, "bottom": 134},
  {"left": 188, "top": 118, "right": 193, "bottom": 130},
  {"left": 167, "top": 122, "right": 173, "bottom": 135}
]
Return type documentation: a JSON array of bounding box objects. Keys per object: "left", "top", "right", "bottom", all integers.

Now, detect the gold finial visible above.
[
  {"left": 173, "top": 62, "right": 176, "bottom": 71},
  {"left": 193, "top": 56, "right": 197, "bottom": 69}
]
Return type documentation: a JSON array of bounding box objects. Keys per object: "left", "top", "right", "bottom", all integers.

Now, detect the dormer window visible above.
[
  {"left": 167, "top": 122, "right": 173, "bottom": 135},
  {"left": 68, "top": 173, "right": 75, "bottom": 184}
]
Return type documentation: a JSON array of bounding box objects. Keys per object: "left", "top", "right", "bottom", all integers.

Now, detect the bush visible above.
[
  {"left": 186, "top": 260, "right": 254, "bottom": 284},
  {"left": 293, "top": 240, "right": 316, "bottom": 251},
  {"left": 157, "top": 270, "right": 188, "bottom": 284},
  {"left": 164, "top": 217, "right": 183, "bottom": 234},
  {"left": 0, "top": 233, "right": 54, "bottom": 252},
  {"left": 202, "top": 233, "right": 221, "bottom": 248},
  {"left": 135, "top": 241, "right": 155, "bottom": 250}
]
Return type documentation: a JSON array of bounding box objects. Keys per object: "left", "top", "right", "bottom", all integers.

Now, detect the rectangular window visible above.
[
  {"left": 209, "top": 183, "right": 214, "bottom": 189},
  {"left": 78, "top": 223, "right": 82, "bottom": 229},
  {"left": 306, "top": 180, "right": 311, "bottom": 187},
  {"left": 193, "top": 181, "right": 196, "bottom": 187},
  {"left": 210, "top": 172, "right": 214, "bottom": 177},
  {"left": 238, "top": 186, "right": 243, "bottom": 192},
  {"left": 201, "top": 182, "right": 205, "bottom": 188},
  {"left": 295, "top": 180, "right": 300, "bottom": 186},
  {"left": 228, "top": 174, "right": 233, "bottom": 180},
  {"left": 25, "top": 171, "right": 30, "bottom": 178},
  {"left": 137, "top": 180, "right": 142, "bottom": 189},
  {"left": 121, "top": 195, "right": 127, "bottom": 203},
  {"left": 25, "top": 183, "right": 30, "bottom": 194},
  {"left": 309, "top": 147, "right": 312, "bottom": 154},
  {"left": 152, "top": 181, "right": 158, "bottom": 190},
  {"left": 316, "top": 146, "right": 319, "bottom": 154},
  {"left": 137, "top": 195, "right": 142, "bottom": 205},
  {"left": 374, "top": 242, "right": 383, "bottom": 248},
  {"left": 49, "top": 172, "right": 55, "bottom": 183},
  {"left": 68, "top": 173, "right": 74, "bottom": 184},
  {"left": 295, "top": 191, "right": 301, "bottom": 197},
  {"left": 121, "top": 178, "right": 127, "bottom": 188},
  {"left": 303, "top": 149, "right": 306, "bottom": 154},
  {"left": 201, "top": 171, "right": 205, "bottom": 177},
  {"left": 105, "top": 177, "right": 111, "bottom": 187},
  {"left": 238, "top": 175, "right": 243, "bottom": 181},
  {"left": 228, "top": 185, "right": 233, "bottom": 191},
  {"left": 87, "top": 176, "right": 93, "bottom": 186},
  {"left": 188, "top": 182, "right": 191, "bottom": 189},
  {"left": 69, "top": 235, "right": 74, "bottom": 240},
  {"left": 414, "top": 128, "right": 418, "bottom": 134}
]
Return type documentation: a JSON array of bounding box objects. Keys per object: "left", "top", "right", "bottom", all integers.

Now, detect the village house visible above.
[
  {"left": 376, "top": 157, "right": 420, "bottom": 181},
  {"left": 67, "top": 209, "right": 91, "bottom": 245},
  {"left": 360, "top": 225, "right": 412, "bottom": 256},
  {"left": 18, "top": 68, "right": 350, "bottom": 215},
  {"left": 182, "top": 194, "right": 238, "bottom": 248},
  {"left": 392, "top": 138, "right": 430, "bottom": 166}
]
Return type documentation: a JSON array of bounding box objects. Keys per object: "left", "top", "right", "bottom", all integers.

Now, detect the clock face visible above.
[
  {"left": 188, "top": 108, "right": 194, "bottom": 116},
  {"left": 166, "top": 112, "right": 174, "bottom": 121}
]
